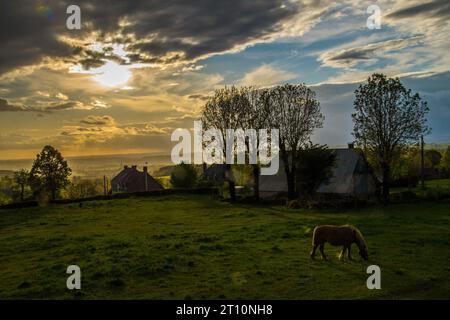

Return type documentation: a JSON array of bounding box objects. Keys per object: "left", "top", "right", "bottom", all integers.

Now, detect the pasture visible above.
[{"left": 0, "top": 195, "right": 449, "bottom": 299}]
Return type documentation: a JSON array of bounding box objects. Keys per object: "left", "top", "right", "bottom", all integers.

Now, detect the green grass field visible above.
[{"left": 1, "top": 195, "right": 449, "bottom": 299}]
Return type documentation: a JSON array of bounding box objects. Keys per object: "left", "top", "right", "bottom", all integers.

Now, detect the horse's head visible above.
[
  {"left": 354, "top": 228, "right": 369, "bottom": 260},
  {"left": 359, "top": 245, "right": 369, "bottom": 260}
]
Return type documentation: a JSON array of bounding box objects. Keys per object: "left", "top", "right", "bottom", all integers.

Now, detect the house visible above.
[
  {"left": 259, "top": 145, "right": 377, "bottom": 199},
  {"left": 111, "top": 165, "right": 164, "bottom": 193},
  {"left": 202, "top": 164, "right": 227, "bottom": 183}
]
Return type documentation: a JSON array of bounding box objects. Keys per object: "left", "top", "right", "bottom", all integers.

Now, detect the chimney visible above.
[
  {"left": 348, "top": 142, "right": 354, "bottom": 149},
  {"left": 124, "top": 165, "right": 128, "bottom": 170}
]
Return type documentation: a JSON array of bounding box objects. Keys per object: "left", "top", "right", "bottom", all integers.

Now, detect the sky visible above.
[{"left": 0, "top": 0, "right": 449, "bottom": 160}]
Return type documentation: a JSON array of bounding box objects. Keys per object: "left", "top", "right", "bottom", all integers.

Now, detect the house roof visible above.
[
  {"left": 111, "top": 166, "right": 163, "bottom": 191},
  {"left": 317, "top": 149, "right": 361, "bottom": 194},
  {"left": 259, "top": 148, "right": 375, "bottom": 195}
]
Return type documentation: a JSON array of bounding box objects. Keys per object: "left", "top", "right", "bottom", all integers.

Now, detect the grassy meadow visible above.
[{"left": 0, "top": 194, "right": 449, "bottom": 299}]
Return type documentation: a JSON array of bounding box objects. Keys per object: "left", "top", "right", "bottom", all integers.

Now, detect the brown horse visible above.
[{"left": 310, "top": 225, "right": 368, "bottom": 260}]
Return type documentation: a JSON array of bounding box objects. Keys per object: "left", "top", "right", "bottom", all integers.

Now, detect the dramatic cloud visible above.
[
  {"left": 238, "top": 65, "right": 297, "bottom": 87},
  {"left": 1, "top": 0, "right": 449, "bottom": 159},
  {"left": 386, "top": 0, "right": 450, "bottom": 22},
  {"left": 0, "top": 0, "right": 336, "bottom": 75},
  {"left": 0, "top": 97, "right": 106, "bottom": 113},
  {"left": 80, "top": 115, "right": 116, "bottom": 126},
  {"left": 0, "top": 98, "right": 29, "bottom": 112},
  {"left": 319, "top": 36, "right": 424, "bottom": 68}
]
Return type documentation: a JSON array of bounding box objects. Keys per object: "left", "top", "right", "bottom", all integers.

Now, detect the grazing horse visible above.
[{"left": 310, "top": 225, "right": 368, "bottom": 260}]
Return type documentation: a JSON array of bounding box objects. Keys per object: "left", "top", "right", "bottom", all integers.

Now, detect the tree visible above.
[
  {"left": 170, "top": 162, "right": 198, "bottom": 189},
  {"left": 295, "top": 144, "right": 336, "bottom": 198},
  {"left": 442, "top": 146, "right": 450, "bottom": 170},
  {"left": 13, "top": 169, "right": 30, "bottom": 201},
  {"left": 352, "top": 73, "right": 430, "bottom": 204},
  {"left": 240, "top": 87, "right": 273, "bottom": 201},
  {"left": 201, "top": 86, "right": 249, "bottom": 201},
  {"left": 425, "top": 150, "right": 442, "bottom": 169},
  {"left": 266, "top": 84, "right": 324, "bottom": 199},
  {"left": 30, "top": 145, "right": 72, "bottom": 200}
]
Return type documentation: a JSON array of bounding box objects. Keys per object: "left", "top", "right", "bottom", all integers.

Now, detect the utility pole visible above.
[{"left": 421, "top": 135, "right": 425, "bottom": 190}]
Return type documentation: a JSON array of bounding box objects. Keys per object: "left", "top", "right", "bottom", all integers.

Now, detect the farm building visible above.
[
  {"left": 202, "top": 164, "right": 227, "bottom": 183},
  {"left": 111, "top": 165, "right": 163, "bottom": 193},
  {"left": 259, "top": 146, "right": 378, "bottom": 199}
]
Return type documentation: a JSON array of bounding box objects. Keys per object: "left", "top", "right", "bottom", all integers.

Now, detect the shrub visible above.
[{"left": 170, "top": 162, "right": 198, "bottom": 189}]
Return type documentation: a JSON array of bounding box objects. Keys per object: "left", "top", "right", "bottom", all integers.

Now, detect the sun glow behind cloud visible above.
[
  {"left": 70, "top": 60, "right": 132, "bottom": 88},
  {"left": 91, "top": 60, "right": 132, "bottom": 88}
]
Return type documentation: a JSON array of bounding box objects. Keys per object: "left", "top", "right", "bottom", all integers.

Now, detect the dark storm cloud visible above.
[
  {"left": 0, "top": 98, "right": 94, "bottom": 112},
  {"left": 0, "top": 1, "right": 76, "bottom": 74},
  {"left": 0, "top": 98, "right": 29, "bottom": 112},
  {"left": 0, "top": 0, "right": 301, "bottom": 74},
  {"left": 387, "top": 0, "right": 450, "bottom": 20},
  {"left": 320, "top": 37, "right": 423, "bottom": 68}
]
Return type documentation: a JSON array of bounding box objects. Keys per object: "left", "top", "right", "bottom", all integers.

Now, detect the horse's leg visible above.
[
  {"left": 319, "top": 244, "right": 327, "bottom": 260},
  {"left": 310, "top": 244, "right": 318, "bottom": 259},
  {"left": 347, "top": 245, "right": 352, "bottom": 260},
  {"left": 339, "top": 246, "right": 346, "bottom": 260}
]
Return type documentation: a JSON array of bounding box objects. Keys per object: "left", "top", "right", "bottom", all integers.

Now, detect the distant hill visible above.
[
  {"left": 153, "top": 165, "right": 176, "bottom": 177},
  {"left": 0, "top": 153, "right": 173, "bottom": 180},
  {"left": 0, "top": 170, "right": 14, "bottom": 178}
]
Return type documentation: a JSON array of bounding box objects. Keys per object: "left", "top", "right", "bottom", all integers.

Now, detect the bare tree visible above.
[
  {"left": 267, "top": 84, "right": 324, "bottom": 199},
  {"left": 240, "top": 87, "right": 273, "bottom": 201},
  {"left": 201, "top": 86, "right": 248, "bottom": 202},
  {"left": 352, "top": 73, "right": 430, "bottom": 204}
]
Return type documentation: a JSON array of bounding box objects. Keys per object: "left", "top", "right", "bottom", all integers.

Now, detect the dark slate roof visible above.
[
  {"left": 317, "top": 149, "right": 362, "bottom": 194},
  {"left": 111, "top": 167, "right": 163, "bottom": 191},
  {"left": 259, "top": 148, "right": 375, "bottom": 195}
]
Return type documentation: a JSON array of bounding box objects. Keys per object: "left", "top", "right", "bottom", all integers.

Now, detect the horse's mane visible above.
[{"left": 353, "top": 227, "right": 367, "bottom": 250}]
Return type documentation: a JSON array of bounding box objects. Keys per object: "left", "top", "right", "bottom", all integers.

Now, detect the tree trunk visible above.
[
  {"left": 286, "top": 173, "right": 296, "bottom": 200},
  {"left": 20, "top": 185, "right": 24, "bottom": 202},
  {"left": 252, "top": 164, "right": 260, "bottom": 201},
  {"left": 225, "top": 164, "right": 236, "bottom": 202},
  {"left": 51, "top": 189, "right": 56, "bottom": 201},
  {"left": 382, "top": 164, "right": 390, "bottom": 205}
]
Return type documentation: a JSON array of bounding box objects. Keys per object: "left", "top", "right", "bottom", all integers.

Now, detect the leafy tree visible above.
[
  {"left": 0, "top": 176, "right": 14, "bottom": 205},
  {"left": 30, "top": 145, "right": 72, "bottom": 200},
  {"left": 266, "top": 84, "right": 324, "bottom": 199},
  {"left": 425, "top": 150, "right": 442, "bottom": 168},
  {"left": 295, "top": 144, "right": 336, "bottom": 198},
  {"left": 352, "top": 73, "right": 430, "bottom": 204},
  {"left": 442, "top": 146, "right": 450, "bottom": 171},
  {"left": 13, "top": 169, "right": 30, "bottom": 201},
  {"left": 66, "top": 177, "right": 104, "bottom": 199},
  {"left": 170, "top": 162, "right": 198, "bottom": 189}
]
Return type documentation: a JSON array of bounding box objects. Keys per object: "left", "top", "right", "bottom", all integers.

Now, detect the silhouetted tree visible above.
[
  {"left": 295, "top": 144, "right": 336, "bottom": 198},
  {"left": 201, "top": 86, "right": 249, "bottom": 202},
  {"left": 352, "top": 73, "right": 430, "bottom": 204},
  {"left": 266, "top": 84, "right": 324, "bottom": 199},
  {"left": 170, "top": 162, "right": 198, "bottom": 189},
  {"left": 13, "top": 169, "right": 30, "bottom": 201},
  {"left": 30, "top": 145, "right": 72, "bottom": 200}
]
